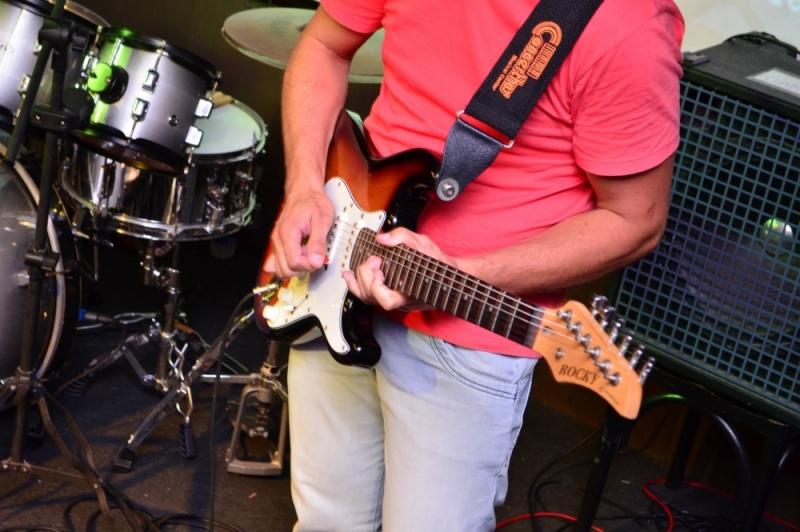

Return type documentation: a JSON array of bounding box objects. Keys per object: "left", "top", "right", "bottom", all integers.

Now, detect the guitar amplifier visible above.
[{"left": 612, "top": 33, "right": 800, "bottom": 425}]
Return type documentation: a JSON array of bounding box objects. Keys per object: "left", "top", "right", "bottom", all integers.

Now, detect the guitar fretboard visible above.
[{"left": 350, "top": 228, "right": 543, "bottom": 347}]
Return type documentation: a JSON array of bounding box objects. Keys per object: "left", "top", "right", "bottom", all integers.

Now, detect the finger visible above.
[
  {"left": 305, "top": 207, "right": 333, "bottom": 269},
  {"left": 263, "top": 254, "right": 275, "bottom": 273},
  {"left": 375, "top": 227, "right": 415, "bottom": 247},
  {"left": 342, "top": 269, "right": 368, "bottom": 302}
]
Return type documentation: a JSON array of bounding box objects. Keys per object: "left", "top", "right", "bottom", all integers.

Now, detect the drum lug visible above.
[
  {"left": 15, "top": 272, "right": 30, "bottom": 287},
  {"left": 185, "top": 125, "right": 203, "bottom": 147},
  {"left": 131, "top": 98, "right": 149, "bottom": 120},
  {"left": 195, "top": 98, "right": 213, "bottom": 118},
  {"left": 142, "top": 69, "right": 159, "bottom": 91},
  {"left": 17, "top": 74, "right": 31, "bottom": 97}
]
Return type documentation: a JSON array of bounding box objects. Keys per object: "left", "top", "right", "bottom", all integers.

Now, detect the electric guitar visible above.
[{"left": 255, "top": 110, "right": 652, "bottom": 419}]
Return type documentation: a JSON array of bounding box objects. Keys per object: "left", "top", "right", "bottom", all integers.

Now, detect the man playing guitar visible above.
[{"left": 263, "top": 0, "right": 684, "bottom": 530}]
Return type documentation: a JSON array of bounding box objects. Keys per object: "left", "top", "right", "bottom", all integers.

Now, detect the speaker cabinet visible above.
[{"left": 613, "top": 34, "right": 800, "bottom": 424}]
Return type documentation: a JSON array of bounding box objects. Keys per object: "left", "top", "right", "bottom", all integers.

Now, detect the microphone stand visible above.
[{"left": 0, "top": 0, "right": 114, "bottom": 515}]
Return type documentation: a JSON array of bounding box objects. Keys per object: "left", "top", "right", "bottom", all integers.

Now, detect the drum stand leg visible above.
[
  {"left": 112, "top": 306, "right": 256, "bottom": 473},
  {"left": 199, "top": 340, "right": 288, "bottom": 476},
  {"left": 1, "top": 5, "right": 136, "bottom": 526}
]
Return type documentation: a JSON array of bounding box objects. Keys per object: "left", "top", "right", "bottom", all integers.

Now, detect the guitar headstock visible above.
[{"left": 531, "top": 296, "right": 653, "bottom": 419}]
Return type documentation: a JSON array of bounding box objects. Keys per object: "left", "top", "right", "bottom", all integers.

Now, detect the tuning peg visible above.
[
  {"left": 638, "top": 357, "right": 655, "bottom": 384},
  {"left": 629, "top": 344, "right": 645, "bottom": 369},
  {"left": 590, "top": 295, "right": 608, "bottom": 317},
  {"left": 557, "top": 309, "right": 574, "bottom": 331},
  {"left": 568, "top": 321, "right": 583, "bottom": 336},
  {"left": 618, "top": 334, "right": 632, "bottom": 357},
  {"left": 608, "top": 319, "right": 624, "bottom": 344},
  {"left": 604, "top": 372, "right": 621, "bottom": 386},
  {"left": 578, "top": 333, "right": 592, "bottom": 348},
  {"left": 595, "top": 359, "right": 612, "bottom": 373},
  {"left": 598, "top": 306, "right": 616, "bottom": 329},
  {"left": 585, "top": 346, "right": 601, "bottom": 360}
]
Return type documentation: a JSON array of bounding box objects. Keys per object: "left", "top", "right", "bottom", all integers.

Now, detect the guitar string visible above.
[
  {"left": 335, "top": 218, "right": 557, "bottom": 324},
  {"left": 326, "top": 219, "right": 618, "bottom": 350},
  {"left": 338, "top": 219, "right": 587, "bottom": 336},
  {"left": 343, "top": 224, "right": 637, "bottom": 379}
]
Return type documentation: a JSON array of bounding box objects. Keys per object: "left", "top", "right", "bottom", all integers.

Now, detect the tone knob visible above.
[
  {"left": 262, "top": 305, "right": 280, "bottom": 322},
  {"left": 277, "top": 287, "right": 295, "bottom": 304}
]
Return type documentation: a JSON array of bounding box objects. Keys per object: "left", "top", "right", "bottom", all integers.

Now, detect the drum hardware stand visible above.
[
  {"left": 112, "top": 307, "right": 256, "bottom": 473},
  {"left": 0, "top": 2, "right": 119, "bottom": 521},
  {"left": 199, "top": 341, "right": 288, "bottom": 476}
]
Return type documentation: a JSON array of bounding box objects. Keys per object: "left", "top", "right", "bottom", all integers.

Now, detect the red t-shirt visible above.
[{"left": 322, "top": 0, "right": 684, "bottom": 357}]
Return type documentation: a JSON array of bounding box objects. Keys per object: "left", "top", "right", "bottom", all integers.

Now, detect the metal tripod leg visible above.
[{"left": 112, "top": 308, "right": 256, "bottom": 473}]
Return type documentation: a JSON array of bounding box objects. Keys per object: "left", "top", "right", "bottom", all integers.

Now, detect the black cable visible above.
[
  {"left": 51, "top": 323, "right": 127, "bottom": 398},
  {"left": 153, "top": 514, "right": 246, "bottom": 532},
  {"left": 527, "top": 404, "right": 678, "bottom": 532},
  {"left": 0, "top": 525, "right": 69, "bottom": 532},
  {"left": 208, "top": 292, "right": 255, "bottom": 532},
  {"left": 528, "top": 428, "right": 600, "bottom": 532},
  {"left": 533, "top": 479, "right": 651, "bottom": 531}
]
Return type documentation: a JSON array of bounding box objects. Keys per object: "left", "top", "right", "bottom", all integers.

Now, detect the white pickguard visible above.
[{"left": 264, "top": 178, "right": 385, "bottom": 354}]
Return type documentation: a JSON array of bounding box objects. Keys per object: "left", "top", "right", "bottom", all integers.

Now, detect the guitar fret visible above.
[
  {"left": 509, "top": 299, "right": 520, "bottom": 338},
  {"left": 409, "top": 248, "right": 424, "bottom": 300},
  {"left": 486, "top": 289, "right": 501, "bottom": 333},
  {"left": 444, "top": 266, "right": 459, "bottom": 315},
  {"left": 382, "top": 244, "right": 396, "bottom": 287},
  {"left": 474, "top": 282, "right": 489, "bottom": 329},
  {"left": 456, "top": 275, "right": 472, "bottom": 321},
  {"left": 349, "top": 233, "right": 363, "bottom": 269},
  {"left": 438, "top": 265, "right": 451, "bottom": 311},
  {"left": 422, "top": 256, "right": 435, "bottom": 304},
  {"left": 401, "top": 249, "right": 412, "bottom": 294}
]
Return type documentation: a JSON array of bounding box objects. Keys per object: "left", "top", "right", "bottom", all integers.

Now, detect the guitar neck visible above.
[{"left": 351, "top": 228, "right": 544, "bottom": 347}]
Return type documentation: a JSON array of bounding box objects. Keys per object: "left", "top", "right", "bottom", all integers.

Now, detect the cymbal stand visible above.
[
  {"left": 112, "top": 305, "right": 256, "bottom": 473},
  {"left": 0, "top": 2, "right": 125, "bottom": 524}
]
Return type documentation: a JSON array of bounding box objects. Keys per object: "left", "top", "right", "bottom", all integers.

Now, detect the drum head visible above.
[
  {"left": 0, "top": 148, "right": 80, "bottom": 397},
  {"left": 194, "top": 101, "right": 267, "bottom": 163}
]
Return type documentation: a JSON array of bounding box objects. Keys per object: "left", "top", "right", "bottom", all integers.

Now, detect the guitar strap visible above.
[{"left": 434, "top": 0, "right": 605, "bottom": 201}]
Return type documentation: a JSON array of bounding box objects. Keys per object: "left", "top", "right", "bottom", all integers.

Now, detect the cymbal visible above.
[{"left": 222, "top": 7, "right": 384, "bottom": 84}]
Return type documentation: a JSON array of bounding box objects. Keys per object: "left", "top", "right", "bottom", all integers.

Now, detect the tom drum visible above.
[{"left": 61, "top": 100, "right": 266, "bottom": 241}]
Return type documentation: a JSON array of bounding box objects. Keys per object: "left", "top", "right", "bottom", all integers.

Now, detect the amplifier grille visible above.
[{"left": 615, "top": 80, "right": 800, "bottom": 419}]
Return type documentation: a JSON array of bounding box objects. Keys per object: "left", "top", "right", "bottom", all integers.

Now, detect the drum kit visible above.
[{"left": 0, "top": 0, "right": 382, "bottom": 478}]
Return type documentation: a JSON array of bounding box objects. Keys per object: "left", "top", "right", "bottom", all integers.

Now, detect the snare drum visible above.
[
  {"left": 0, "top": 0, "right": 107, "bottom": 128},
  {"left": 61, "top": 100, "right": 266, "bottom": 241},
  {"left": 0, "top": 143, "right": 80, "bottom": 408},
  {"left": 71, "top": 28, "right": 221, "bottom": 174}
]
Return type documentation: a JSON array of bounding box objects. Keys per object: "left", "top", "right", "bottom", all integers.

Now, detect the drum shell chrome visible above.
[
  {"left": 61, "top": 102, "right": 267, "bottom": 241},
  {"left": 0, "top": 0, "right": 106, "bottom": 127},
  {"left": 0, "top": 144, "right": 80, "bottom": 403},
  {"left": 72, "top": 28, "right": 221, "bottom": 174}
]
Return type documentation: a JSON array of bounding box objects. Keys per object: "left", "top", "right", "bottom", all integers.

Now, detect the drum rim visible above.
[
  {"left": 0, "top": 143, "right": 80, "bottom": 381},
  {"left": 193, "top": 100, "right": 268, "bottom": 163},
  {"left": 98, "top": 27, "right": 221, "bottom": 83},
  {"left": 3, "top": 0, "right": 108, "bottom": 28},
  {"left": 59, "top": 160, "right": 257, "bottom": 242},
  {"left": 71, "top": 127, "right": 187, "bottom": 175}
]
